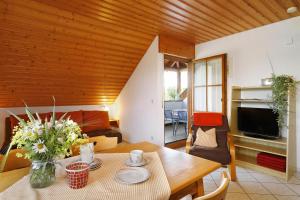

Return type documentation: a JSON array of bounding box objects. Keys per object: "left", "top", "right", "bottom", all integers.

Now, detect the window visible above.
[
  {"left": 192, "top": 54, "right": 227, "bottom": 114},
  {"left": 164, "top": 70, "right": 178, "bottom": 101},
  {"left": 180, "top": 69, "right": 188, "bottom": 92}
]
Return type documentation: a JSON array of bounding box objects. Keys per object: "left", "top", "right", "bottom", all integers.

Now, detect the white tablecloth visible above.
[{"left": 0, "top": 152, "right": 171, "bottom": 200}]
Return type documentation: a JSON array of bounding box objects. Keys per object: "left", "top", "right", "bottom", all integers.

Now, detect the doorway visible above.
[{"left": 164, "top": 54, "right": 191, "bottom": 146}]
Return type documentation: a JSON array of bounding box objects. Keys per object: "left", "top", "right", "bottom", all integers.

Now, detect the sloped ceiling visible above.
[{"left": 0, "top": 0, "right": 299, "bottom": 107}]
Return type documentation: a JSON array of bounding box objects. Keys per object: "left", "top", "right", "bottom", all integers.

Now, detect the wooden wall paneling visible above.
[
  {"left": 100, "top": 0, "right": 218, "bottom": 41},
  {"left": 162, "top": 0, "right": 240, "bottom": 34},
  {"left": 159, "top": 35, "right": 195, "bottom": 59},
  {"left": 0, "top": 0, "right": 299, "bottom": 107},
  {"left": 193, "top": 0, "right": 254, "bottom": 29},
  {"left": 214, "top": 0, "right": 263, "bottom": 27},
  {"left": 166, "top": 0, "right": 245, "bottom": 32},
  {"left": 229, "top": 0, "right": 272, "bottom": 25},
  {"left": 243, "top": 0, "right": 281, "bottom": 22}
]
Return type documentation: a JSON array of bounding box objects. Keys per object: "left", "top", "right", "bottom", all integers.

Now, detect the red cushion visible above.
[
  {"left": 193, "top": 112, "right": 223, "bottom": 126},
  {"left": 39, "top": 112, "right": 51, "bottom": 122},
  {"left": 56, "top": 111, "right": 83, "bottom": 126},
  {"left": 82, "top": 111, "right": 110, "bottom": 132},
  {"left": 10, "top": 114, "right": 29, "bottom": 131},
  {"left": 10, "top": 112, "right": 51, "bottom": 132}
]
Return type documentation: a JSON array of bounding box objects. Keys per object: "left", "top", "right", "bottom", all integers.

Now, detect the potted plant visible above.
[
  {"left": 0, "top": 99, "right": 88, "bottom": 188},
  {"left": 271, "top": 74, "right": 296, "bottom": 129}
]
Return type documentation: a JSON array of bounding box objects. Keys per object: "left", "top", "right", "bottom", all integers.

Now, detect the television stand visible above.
[
  {"left": 230, "top": 86, "right": 296, "bottom": 181},
  {"left": 242, "top": 132, "right": 279, "bottom": 140}
]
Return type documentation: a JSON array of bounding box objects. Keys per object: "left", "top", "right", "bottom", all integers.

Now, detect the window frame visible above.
[{"left": 191, "top": 54, "right": 227, "bottom": 115}]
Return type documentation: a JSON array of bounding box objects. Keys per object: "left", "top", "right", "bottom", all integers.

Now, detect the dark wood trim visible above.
[
  {"left": 193, "top": 53, "right": 226, "bottom": 63},
  {"left": 188, "top": 62, "right": 193, "bottom": 134},
  {"left": 195, "top": 84, "right": 222, "bottom": 87},
  {"left": 222, "top": 54, "right": 227, "bottom": 115},
  {"left": 205, "top": 59, "right": 208, "bottom": 111},
  {"left": 165, "top": 139, "right": 187, "bottom": 149}
]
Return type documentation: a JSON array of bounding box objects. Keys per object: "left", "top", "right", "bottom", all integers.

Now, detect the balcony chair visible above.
[
  {"left": 176, "top": 110, "right": 188, "bottom": 136},
  {"left": 164, "top": 110, "right": 178, "bottom": 136},
  {"left": 186, "top": 112, "right": 236, "bottom": 181}
]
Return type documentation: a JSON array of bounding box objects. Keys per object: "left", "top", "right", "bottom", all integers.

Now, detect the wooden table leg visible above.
[{"left": 195, "top": 178, "right": 204, "bottom": 197}]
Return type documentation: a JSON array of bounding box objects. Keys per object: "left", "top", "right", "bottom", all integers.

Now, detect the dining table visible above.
[{"left": 0, "top": 141, "right": 221, "bottom": 200}]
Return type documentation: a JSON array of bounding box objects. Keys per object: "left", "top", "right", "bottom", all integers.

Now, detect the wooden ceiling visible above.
[{"left": 0, "top": 0, "right": 299, "bottom": 107}]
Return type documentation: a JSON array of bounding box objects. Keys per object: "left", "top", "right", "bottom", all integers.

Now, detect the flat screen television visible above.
[{"left": 237, "top": 107, "right": 279, "bottom": 139}]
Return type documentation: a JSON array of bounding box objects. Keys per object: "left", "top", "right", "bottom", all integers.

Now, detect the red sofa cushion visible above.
[
  {"left": 10, "top": 114, "right": 29, "bottom": 131},
  {"left": 56, "top": 111, "right": 83, "bottom": 126},
  {"left": 193, "top": 112, "right": 223, "bottom": 126},
  {"left": 82, "top": 111, "right": 110, "bottom": 132},
  {"left": 10, "top": 112, "right": 51, "bottom": 132}
]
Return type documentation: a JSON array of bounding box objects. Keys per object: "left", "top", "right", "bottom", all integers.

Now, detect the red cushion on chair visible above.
[
  {"left": 193, "top": 112, "right": 223, "bottom": 126},
  {"left": 82, "top": 111, "right": 110, "bottom": 132}
]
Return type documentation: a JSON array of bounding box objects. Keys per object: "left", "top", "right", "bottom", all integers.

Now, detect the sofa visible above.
[{"left": 1, "top": 110, "right": 122, "bottom": 153}]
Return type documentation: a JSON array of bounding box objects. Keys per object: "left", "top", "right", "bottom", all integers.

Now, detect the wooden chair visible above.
[
  {"left": 72, "top": 136, "right": 118, "bottom": 155},
  {"left": 181, "top": 172, "right": 230, "bottom": 200},
  {"left": 89, "top": 136, "right": 118, "bottom": 152},
  {"left": 186, "top": 114, "right": 236, "bottom": 181},
  {"left": 0, "top": 149, "right": 31, "bottom": 172}
]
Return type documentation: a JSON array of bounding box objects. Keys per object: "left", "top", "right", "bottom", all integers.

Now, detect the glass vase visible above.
[{"left": 30, "top": 160, "right": 56, "bottom": 188}]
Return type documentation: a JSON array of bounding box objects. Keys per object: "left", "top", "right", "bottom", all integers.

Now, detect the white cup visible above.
[
  {"left": 80, "top": 143, "right": 94, "bottom": 164},
  {"left": 130, "top": 150, "right": 143, "bottom": 164}
]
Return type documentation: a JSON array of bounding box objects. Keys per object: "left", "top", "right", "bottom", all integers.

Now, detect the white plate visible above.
[
  {"left": 125, "top": 158, "right": 149, "bottom": 167},
  {"left": 115, "top": 167, "right": 150, "bottom": 184}
]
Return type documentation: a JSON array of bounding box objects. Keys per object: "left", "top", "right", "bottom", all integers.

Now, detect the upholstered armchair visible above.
[{"left": 186, "top": 113, "right": 236, "bottom": 181}]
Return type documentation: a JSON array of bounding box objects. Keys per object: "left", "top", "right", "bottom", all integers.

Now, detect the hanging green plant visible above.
[{"left": 271, "top": 74, "right": 296, "bottom": 128}]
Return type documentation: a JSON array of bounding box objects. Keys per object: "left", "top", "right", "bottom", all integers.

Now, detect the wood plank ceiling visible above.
[{"left": 0, "top": 0, "right": 299, "bottom": 107}]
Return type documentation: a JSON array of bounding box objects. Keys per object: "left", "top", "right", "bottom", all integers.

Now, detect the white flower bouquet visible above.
[{"left": 0, "top": 99, "right": 88, "bottom": 188}]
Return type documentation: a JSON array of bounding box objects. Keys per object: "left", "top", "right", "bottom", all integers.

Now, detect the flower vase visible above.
[{"left": 30, "top": 160, "right": 56, "bottom": 188}]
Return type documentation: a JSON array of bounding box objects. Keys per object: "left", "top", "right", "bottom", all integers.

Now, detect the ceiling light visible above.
[{"left": 287, "top": 7, "right": 298, "bottom": 14}]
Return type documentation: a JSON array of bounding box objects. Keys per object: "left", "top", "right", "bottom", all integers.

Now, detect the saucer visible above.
[
  {"left": 89, "top": 158, "right": 102, "bottom": 171},
  {"left": 125, "top": 158, "right": 148, "bottom": 167}
]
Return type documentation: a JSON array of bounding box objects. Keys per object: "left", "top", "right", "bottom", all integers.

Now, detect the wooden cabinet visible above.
[{"left": 230, "top": 86, "right": 296, "bottom": 180}]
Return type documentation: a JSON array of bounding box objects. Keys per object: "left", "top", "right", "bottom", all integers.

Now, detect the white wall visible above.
[
  {"left": 0, "top": 104, "right": 114, "bottom": 147},
  {"left": 195, "top": 16, "right": 300, "bottom": 169},
  {"left": 114, "top": 36, "right": 165, "bottom": 146}
]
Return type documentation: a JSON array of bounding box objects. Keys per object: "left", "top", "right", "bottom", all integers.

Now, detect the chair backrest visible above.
[
  {"left": 178, "top": 111, "right": 187, "bottom": 121},
  {"left": 195, "top": 171, "right": 229, "bottom": 200},
  {"left": 89, "top": 136, "right": 118, "bottom": 152},
  {"left": 72, "top": 136, "right": 118, "bottom": 155},
  {"left": 164, "top": 110, "right": 173, "bottom": 119},
  {"left": 0, "top": 149, "right": 31, "bottom": 172},
  {"left": 192, "top": 115, "right": 229, "bottom": 148}
]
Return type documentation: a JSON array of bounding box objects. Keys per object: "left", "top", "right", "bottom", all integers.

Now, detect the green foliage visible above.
[
  {"left": 165, "top": 87, "right": 179, "bottom": 100},
  {"left": 271, "top": 74, "right": 296, "bottom": 128}
]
